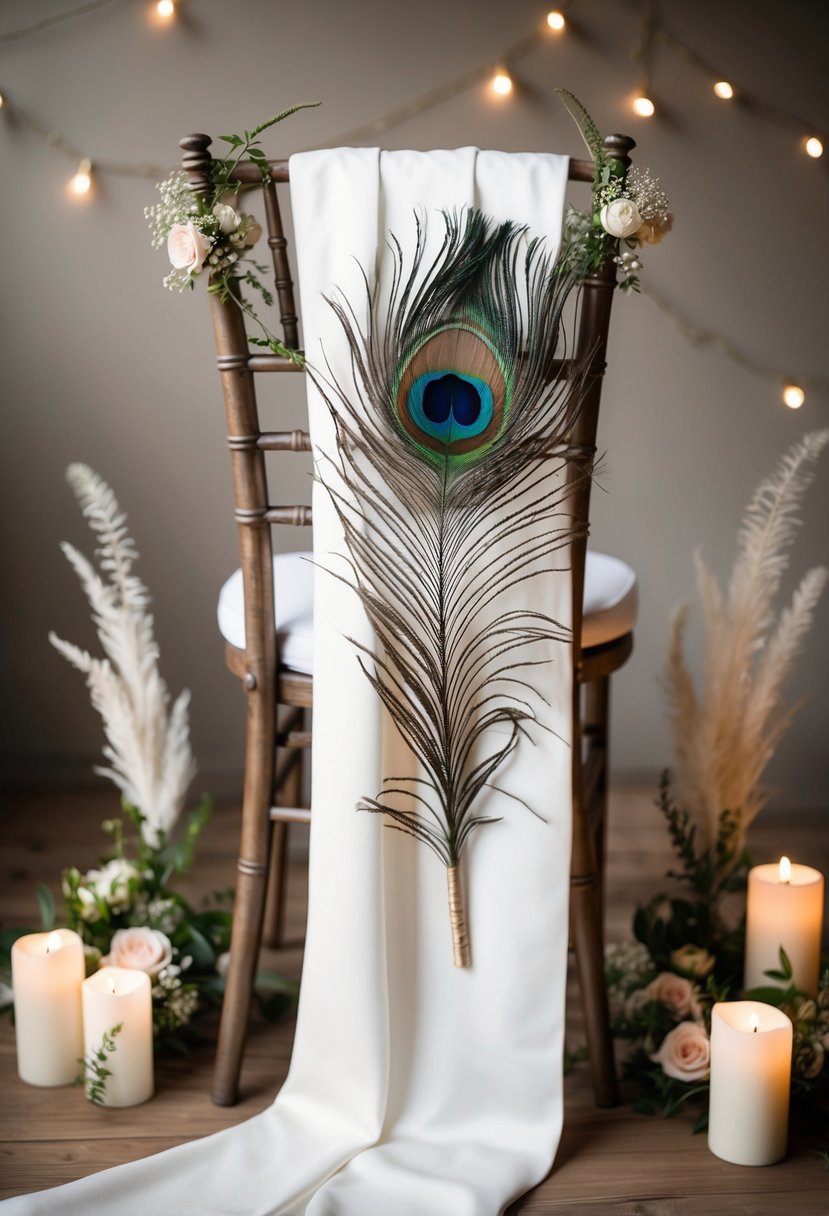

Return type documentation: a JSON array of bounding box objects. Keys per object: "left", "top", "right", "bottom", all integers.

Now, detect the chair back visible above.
[{"left": 179, "top": 133, "right": 635, "bottom": 697}]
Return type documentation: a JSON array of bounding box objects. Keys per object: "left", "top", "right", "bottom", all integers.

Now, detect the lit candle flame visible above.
[
  {"left": 108, "top": 976, "right": 118, "bottom": 995},
  {"left": 778, "top": 856, "right": 791, "bottom": 884},
  {"left": 750, "top": 1012, "right": 759, "bottom": 1033},
  {"left": 45, "top": 931, "right": 63, "bottom": 954}
]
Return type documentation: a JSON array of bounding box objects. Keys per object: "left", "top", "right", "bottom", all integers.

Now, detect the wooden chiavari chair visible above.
[{"left": 180, "top": 132, "right": 637, "bottom": 1109}]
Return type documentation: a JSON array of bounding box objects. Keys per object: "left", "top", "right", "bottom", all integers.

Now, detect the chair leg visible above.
[
  {"left": 584, "top": 676, "right": 610, "bottom": 925},
  {"left": 571, "top": 679, "right": 619, "bottom": 1108},
  {"left": 262, "top": 752, "right": 302, "bottom": 948},
  {"left": 212, "top": 685, "right": 275, "bottom": 1107}
]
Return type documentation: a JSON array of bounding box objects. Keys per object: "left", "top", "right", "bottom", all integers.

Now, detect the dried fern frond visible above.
[
  {"left": 663, "top": 430, "right": 829, "bottom": 856},
  {"left": 49, "top": 464, "right": 195, "bottom": 844}
]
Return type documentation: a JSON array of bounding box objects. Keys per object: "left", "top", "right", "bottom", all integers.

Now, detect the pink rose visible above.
[
  {"left": 646, "top": 971, "right": 702, "bottom": 1021},
  {"left": 104, "top": 927, "right": 173, "bottom": 978},
  {"left": 651, "top": 1021, "right": 710, "bottom": 1082},
  {"left": 166, "top": 222, "right": 210, "bottom": 274}
]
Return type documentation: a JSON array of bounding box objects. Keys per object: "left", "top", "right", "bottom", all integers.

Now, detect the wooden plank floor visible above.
[{"left": 1, "top": 785, "right": 827, "bottom": 1212}]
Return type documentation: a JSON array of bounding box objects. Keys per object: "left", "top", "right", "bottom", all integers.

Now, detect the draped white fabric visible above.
[{"left": 2, "top": 147, "right": 572, "bottom": 1216}]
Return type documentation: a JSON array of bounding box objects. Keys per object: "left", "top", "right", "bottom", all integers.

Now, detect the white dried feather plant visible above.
[
  {"left": 49, "top": 464, "right": 195, "bottom": 846},
  {"left": 663, "top": 429, "right": 829, "bottom": 859}
]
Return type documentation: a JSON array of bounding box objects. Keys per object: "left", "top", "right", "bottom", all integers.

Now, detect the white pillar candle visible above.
[
  {"left": 11, "top": 928, "right": 85, "bottom": 1086},
  {"left": 708, "top": 1001, "right": 793, "bottom": 1166},
  {"left": 744, "top": 857, "right": 824, "bottom": 995},
  {"left": 82, "top": 966, "right": 154, "bottom": 1107}
]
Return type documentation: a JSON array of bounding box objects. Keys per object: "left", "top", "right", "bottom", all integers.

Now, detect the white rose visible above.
[
  {"left": 651, "top": 1021, "right": 710, "bottom": 1082},
  {"left": 645, "top": 971, "right": 702, "bottom": 1021},
  {"left": 600, "top": 197, "right": 642, "bottom": 239},
  {"left": 85, "top": 858, "right": 138, "bottom": 912},
  {"left": 104, "top": 927, "right": 173, "bottom": 978},
  {"left": 76, "top": 886, "right": 100, "bottom": 923},
  {"left": 167, "top": 221, "right": 211, "bottom": 274},
  {"left": 212, "top": 203, "right": 241, "bottom": 235}
]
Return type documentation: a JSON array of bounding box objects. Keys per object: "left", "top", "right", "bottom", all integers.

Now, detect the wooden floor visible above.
[{"left": 1, "top": 785, "right": 827, "bottom": 1212}]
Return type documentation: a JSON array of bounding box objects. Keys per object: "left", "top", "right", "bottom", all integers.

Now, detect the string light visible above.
[
  {"left": 70, "top": 157, "right": 92, "bottom": 196},
  {"left": 491, "top": 71, "right": 513, "bottom": 97},
  {"left": 782, "top": 385, "right": 805, "bottom": 410},
  {"left": 2, "top": 7, "right": 825, "bottom": 409}
]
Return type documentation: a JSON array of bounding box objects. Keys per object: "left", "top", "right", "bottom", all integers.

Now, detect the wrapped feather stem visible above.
[{"left": 447, "top": 864, "right": 471, "bottom": 968}]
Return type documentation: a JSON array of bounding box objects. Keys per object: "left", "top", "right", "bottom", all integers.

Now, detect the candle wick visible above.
[{"left": 752, "top": 1025, "right": 758, "bottom": 1033}]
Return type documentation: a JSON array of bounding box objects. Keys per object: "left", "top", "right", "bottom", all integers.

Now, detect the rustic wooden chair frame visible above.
[{"left": 180, "top": 131, "right": 636, "bottom": 1109}]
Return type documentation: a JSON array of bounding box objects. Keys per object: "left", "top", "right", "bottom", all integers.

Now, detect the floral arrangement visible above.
[
  {"left": 1, "top": 466, "right": 293, "bottom": 1054},
  {"left": 606, "top": 431, "right": 829, "bottom": 1130},
  {"left": 145, "top": 105, "right": 318, "bottom": 365},
  {"left": 557, "top": 89, "right": 672, "bottom": 291}
]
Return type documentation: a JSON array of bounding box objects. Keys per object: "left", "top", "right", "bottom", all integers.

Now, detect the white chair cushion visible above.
[{"left": 217, "top": 549, "right": 637, "bottom": 676}]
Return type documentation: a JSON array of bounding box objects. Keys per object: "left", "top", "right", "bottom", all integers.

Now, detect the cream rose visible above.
[
  {"left": 105, "top": 927, "right": 173, "bottom": 978},
  {"left": 646, "top": 971, "right": 701, "bottom": 1021},
  {"left": 212, "top": 203, "right": 241, "bottom": 235},
  {"left": 670, "top": 944, "right": 715, "bottom": 979},
  {"left": 652, "top": 1021, "right": 710, "bottom": 1082},
  {"left": 242, "top": 219, "right": 263, "bottom": 249},
  {"left": 167, "top": 221, "right": 211, "bottom": 274},
  {"left": 599, "top": 197, "right": 642, "bottom": 239}
]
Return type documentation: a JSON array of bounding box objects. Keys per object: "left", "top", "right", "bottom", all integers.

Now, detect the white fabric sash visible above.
[{"left": 2, "top": 147, "right": 572, "bottom": 1216}]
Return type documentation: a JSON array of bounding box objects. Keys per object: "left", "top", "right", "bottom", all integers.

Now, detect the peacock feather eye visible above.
[{"left": 394, "top": 320, "right": 509, "bottom": 463}]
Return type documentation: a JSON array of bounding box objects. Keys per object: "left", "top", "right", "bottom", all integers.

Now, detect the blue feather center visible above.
[{"left": 406, "top": 371, "right": 494, "bottom": 444}]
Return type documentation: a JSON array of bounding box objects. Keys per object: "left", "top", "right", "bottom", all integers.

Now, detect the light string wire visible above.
[
  {"left": 1, "top": 1, "right": 826, "bottom": 399},
  {"left": 641, "top": 283, "right": 829, "bottom": 394},
  {"left": 0, "top": 0, "right": 125, "bottom": 45}
]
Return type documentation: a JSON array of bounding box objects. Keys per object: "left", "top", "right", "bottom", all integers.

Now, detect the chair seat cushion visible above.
[{"left": 217, "top": 550, "right": 638, "bottom": 676}]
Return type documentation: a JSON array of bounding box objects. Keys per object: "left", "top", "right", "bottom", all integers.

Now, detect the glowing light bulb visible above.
[
  {"left": 156, "top": 0, "right": 175, "bottom": 17},
  {"left": 782, "top": 384, "right": 805, "bottom": 409},
  {"left": 805, "top": 136, "right": 823, "bottom": 159},
  {"left": 749, "top": 1011, "right": 759, "bottom": 1033},
  {"left": 0, "top": 93, "right": 5, "bottom": 110},
  {"left": 779, "top": 855, "right": 792, "bottom": 883},
  {"left": 713, "top": 81, "right": 734, "bottom": 100},
  {"left": 546, "top": 11, "right": 566, "bottom": 32},
  {"left": 70, "top": 157, "right": 92, "bottom": 195},
  {"left": 491, "top": 71, "right": 513, "bottom": 97},
  {"left": 632, "top": 95, "right": 655, "bottom": 118},
  {"left": 45, "top": 931, "right": 63, "bottom": 954}
]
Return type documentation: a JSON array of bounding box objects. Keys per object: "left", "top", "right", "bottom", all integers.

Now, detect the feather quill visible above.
[{"left": 313, "top": 209, "right": 590, "bottom": 963}]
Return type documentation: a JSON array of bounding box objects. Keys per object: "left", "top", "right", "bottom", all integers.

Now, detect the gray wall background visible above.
[{"left": 1, "top": 0, "right": 827, "bottom": 808}]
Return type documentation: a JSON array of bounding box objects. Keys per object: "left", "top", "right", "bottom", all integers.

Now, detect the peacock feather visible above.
[{"left": 312, "top": 208, "right": 591, "bottom": 966}]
